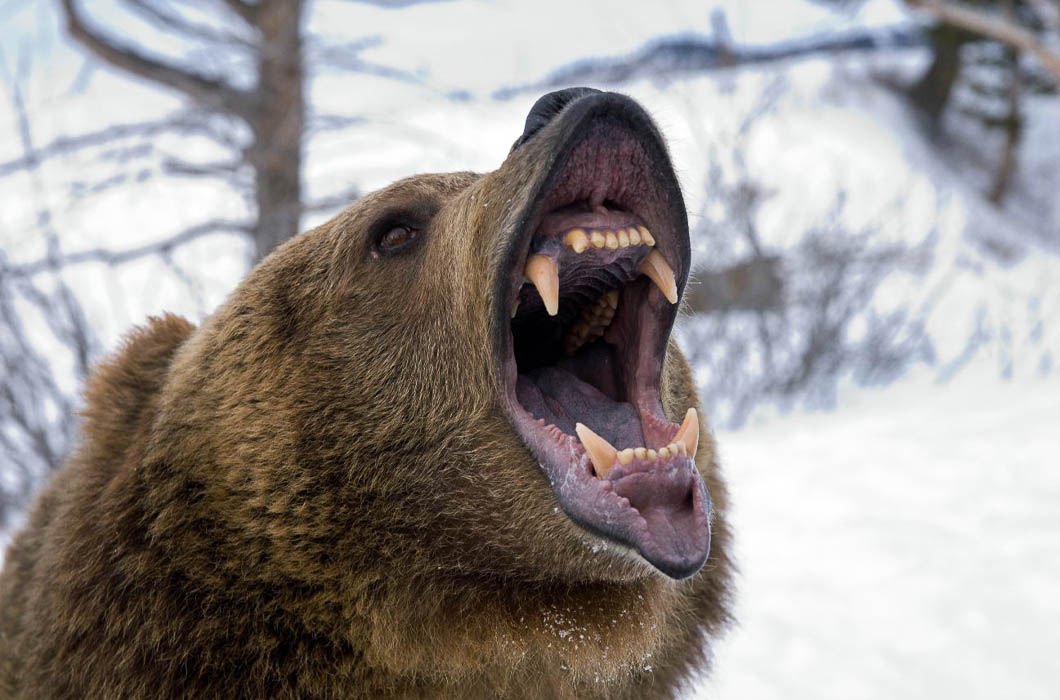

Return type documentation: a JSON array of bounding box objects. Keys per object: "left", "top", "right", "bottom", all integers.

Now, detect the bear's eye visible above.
[{"left": 375, "top": 225, "right": 419, "bottom": 256}]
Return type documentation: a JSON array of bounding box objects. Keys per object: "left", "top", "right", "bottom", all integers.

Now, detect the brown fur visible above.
[{"left": 0, "top": 111, "right": 733, "bottom": 699}]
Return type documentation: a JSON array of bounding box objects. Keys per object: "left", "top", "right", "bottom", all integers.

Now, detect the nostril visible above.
[{"left": 511, "top": 87, "right": 603, "bottom": 152}]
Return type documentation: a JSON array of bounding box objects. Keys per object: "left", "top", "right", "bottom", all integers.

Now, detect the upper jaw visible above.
[{"left": 491, "top": 92, "right": 711, "bottom": 580}]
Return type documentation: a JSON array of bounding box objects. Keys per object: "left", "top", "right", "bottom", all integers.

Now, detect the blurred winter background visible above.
[{"left": 1, "top": 0, "right": 1058, "bottom": 697}]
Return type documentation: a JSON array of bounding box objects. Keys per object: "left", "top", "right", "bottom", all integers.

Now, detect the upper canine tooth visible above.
[
  {"left": 575, "top": 423, "right": 619, "bottom": 478},
  {"left": 565, "top": 229, "right": 589, "bottom": 253},
  {"left": 525, "top": 254, "right": 559, "bottom": 316},
  {"left": 674, "top": 407, "right": 700, "bottom": 459},
  {"left": 639, "top": 250, "right": 678, "bottom": 304}
]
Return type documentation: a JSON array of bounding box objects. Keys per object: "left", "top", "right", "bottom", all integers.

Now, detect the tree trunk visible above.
[
  {"left": 909, "top": 23, "right": 971, "bottom": 125},
  {"left": 247, "top": 0, "right": 306, "bottom": 261},
  {"left": 989, "top": 39, "right": 1023, "bottom": 204}
]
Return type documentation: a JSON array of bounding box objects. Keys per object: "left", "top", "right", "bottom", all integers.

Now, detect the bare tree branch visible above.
[
  {"left": 906, "top": 0, "right": 1060, "bottom": 81},
  {"left": 0, "top": 114, "right": 198, "bottom": 177},
  {"left": 161, "top": 155, "right": 243, "bottom": 179},
  {"left": 122, "top": 0, "right": 255, "bottom": 49},
  {"left": 58, "top": 0, "right": 256, "bottom": 117},
  {"left": 3, "top": 219, "right": 251, "bottom": 278}
]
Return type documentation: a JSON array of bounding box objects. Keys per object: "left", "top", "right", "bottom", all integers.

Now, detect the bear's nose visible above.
[{"left": 511, "top": 87, "right": 602, "bottom": 152}]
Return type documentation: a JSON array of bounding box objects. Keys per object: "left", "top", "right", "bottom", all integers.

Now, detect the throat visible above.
[{"left": 515, "top": 344, "right": 645, "bottom": 449}]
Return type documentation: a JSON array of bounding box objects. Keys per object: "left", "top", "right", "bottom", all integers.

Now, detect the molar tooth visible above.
[
  {"left": 590, "top": 231, "right": 606, "bottom": 249},
  {"left": 575, "top": 423, "right": 619, "bottom": 478},
  {"left": 618, "top": 229, "right": 630, "bottom": 247},
  {"left": 618, "top": 449, "right": 634, "bottom": 465},
  {"left": 629, "top": 228, "right": 642, "bottom": 246},
  {"left": 605, "top": 231, "right": 619, "bottom": 249},
  {"left": 525, "top": 254, "right": 559, "bottom": 316},
  {"left": 565, "top": 228, "right": 589, "bottom": 253},
  {"left": 674, "top": 407, "right": 700, "bottom": 459},
  {"left": 639, "top": 250, "right": 678, "bottom": 304},
  {"left": 633, "top": 447, "right": 647, "bottom": 460}
]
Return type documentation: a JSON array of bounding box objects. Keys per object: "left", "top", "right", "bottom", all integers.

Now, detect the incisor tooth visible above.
[
  {"left": 674, "top": 407, "right": 700, "bottom": 458},
  {"left": 637, "top": 226, "right": 654, "bottom": 246},
  {"left": 640, "top": 250, "right": 678, "bottom": 304},
  {"left": 618, "top": 229, "right": 630, "bottom": 247},
  {"left": 647, "top": 449, "right": 658, "bottom": 461},
  {"left": 629, "top": 228, "right": 642, "bottom": 246},
  {"left": 605, "top": 232, "right": 619, "bottom": 249},
  {"left": 590, "top": 231, "right": 606, "bottom": 248},
  {"left": 565, "top": 228, "right": 589, "bottom": 253},
  {"left": 658, "top": 446, "right": 671, "bottom": 460},
  {"left": 618, "top": 449, "right": 634, "bottom": 465},
  {"left": 634, "top": 447, "right": 646, "bottom": 460},
  {"left": 525, "top": 254, "right": 559, "bottom": 316},
  {"left": 575, "top": 423, "right": 618, "bottom": 478}
]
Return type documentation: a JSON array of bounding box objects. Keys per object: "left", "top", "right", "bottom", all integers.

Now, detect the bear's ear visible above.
[{"left": 511, "top": 87, "right": 602, "bottom": 152}]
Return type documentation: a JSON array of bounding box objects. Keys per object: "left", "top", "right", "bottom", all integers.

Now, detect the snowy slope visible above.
[{"left": 693, "top": 368, "right": 1060, "bottom": 699}]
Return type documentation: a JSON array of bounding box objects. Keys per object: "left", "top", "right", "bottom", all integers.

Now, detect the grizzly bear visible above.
[{"left": 0, "top": 88, "right": 732, "bottom": 699}]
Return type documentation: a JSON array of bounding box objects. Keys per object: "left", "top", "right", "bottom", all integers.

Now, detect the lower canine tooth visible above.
[
  {"left": 674, "top": 407, "right": 700, "bottom": 458},
  {"left": 575, "top": 423, "right": 618, "bottom": 478},
  {"left": 525, "top": 254, "right": 559, "bottom": 316},
  {"left": 640, "top": 250, "right": 678, "bottom": 304}
]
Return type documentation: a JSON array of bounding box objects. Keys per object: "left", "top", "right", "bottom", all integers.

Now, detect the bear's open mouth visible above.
[{"left": 496, "top": 107, "right": 711, "bottom": 580}]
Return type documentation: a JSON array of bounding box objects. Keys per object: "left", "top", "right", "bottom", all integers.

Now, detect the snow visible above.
[{"left": 693, "top": 367, "right": 1060, "bottom": 699}]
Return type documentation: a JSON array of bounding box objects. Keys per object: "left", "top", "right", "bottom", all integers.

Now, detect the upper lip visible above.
[{"left": 490, "top": 92, "right": 712, "bottom": 579}]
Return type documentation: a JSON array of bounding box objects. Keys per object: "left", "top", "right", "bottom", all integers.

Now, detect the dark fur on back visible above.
[{"left": 0, "top": 115, "right": 733, "bottom": 699}]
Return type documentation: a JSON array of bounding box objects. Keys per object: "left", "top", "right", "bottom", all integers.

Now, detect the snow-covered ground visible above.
[{"left": 694, "top": 367, "right": 1060, "bottom": 699}]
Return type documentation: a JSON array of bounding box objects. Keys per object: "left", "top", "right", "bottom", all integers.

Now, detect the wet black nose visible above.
[{"left": 512, "top": 87, "right": 603, "bottom": 152}]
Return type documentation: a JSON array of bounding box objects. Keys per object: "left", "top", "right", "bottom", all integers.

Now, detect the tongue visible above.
[
  {"left": 612, "top": 467, "right": 708, "bottom": 575},
  {"left": 516, "top": 365, "right": 645, "bottom": 448}
]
